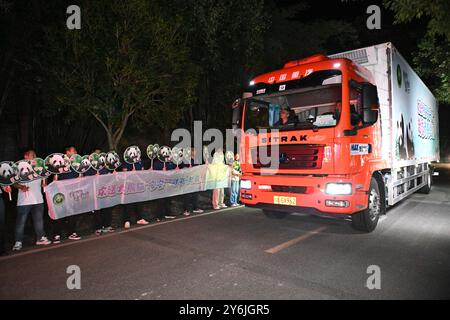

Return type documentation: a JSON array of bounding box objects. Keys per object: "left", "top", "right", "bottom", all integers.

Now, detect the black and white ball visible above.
[
  {"left": 0, "top": 161, "right": 19, "bottom": 186},
  {"left": 158, "top": 146, "right": 172, "bottom": 163},
  {"left": 16, "top": 160, "right": 38, "bottom": 182},
  {"left": 105, "top": 151, "right": 121, "bottom": 170},
  {"left": 124, "top": 146, "right": 141, "bottom": 164},
  {"left": 146, "top": 144, "right": 160, "bottom": 160},
  {"left": 77, "top": 156, "right": 92, "bottom": 173},
  {"left": 89, "top": 153, "right": 106, "bottom": 171},
  {"left": 98, "top": 154, "right": 106, "bottom": 165},
  {"left": 45, "top": 153, "right": 70, "bottom": 174},
  {"left": 171, "top": 147, "right": 184, "bottom": 165}
]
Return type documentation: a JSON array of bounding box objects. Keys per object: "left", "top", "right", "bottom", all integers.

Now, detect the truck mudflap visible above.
[{"left": 240, "top": 174, "right": 369, "bottom": 215}]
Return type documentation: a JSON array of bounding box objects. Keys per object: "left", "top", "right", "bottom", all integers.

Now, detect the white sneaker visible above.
[
  {"left": 36, "top": 236, "right": 51, "bottom": 245},
  {"left": 68, "top": 233, "right": 81, "bottom": 241},
  {"left": 220, "top": 204, "right": 228, "bottom": 208},
  {"left": 124, "top": 221, "right": 131, "bottom": 229},
  {"left": 192, "top": 208, "right": 204, "bottom": 213},
  {"left": 183, "top": 211, "right": 191, "bottom": 216},
  {"left": 230, "top": 203, "right": 239, "bottom": 207},
  {"left": 213, "top": 206, "right": 221, "bottom": 210},
  {"left": 137, "top": 219, "right": 149, "bottom": 225},
  {"left": 103, "top": 226, "right": 115, "bottom": 233},
  {"left": 12, "top": 241, "right": 22, "bottom": 251}
]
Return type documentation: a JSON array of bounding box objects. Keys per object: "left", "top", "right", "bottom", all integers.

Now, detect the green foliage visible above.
[
  {"left": 158, "top": 0, "right": 269, "bottom": 129},
  {"left": 414, "top": 36, "right": 450, "bottom": 103},
  {"left": 157, "top": 0, "right": 358, "bottom": 129},
  {"left": 385, "top": 0, "right": 450, "bottom": 103},
  {"left": 0, "top": 0, "right": 396, "bottom": 155},
  {"left": 44, "top": 0, "right": 198, "bottom": 149},
  {"left": 385, "top": 0, "right": 450, "bottom": 40}
]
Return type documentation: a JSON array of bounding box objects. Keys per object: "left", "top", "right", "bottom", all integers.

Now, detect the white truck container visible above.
[{"left": 330, "top": 42, "right": 439, "bottom": 205}]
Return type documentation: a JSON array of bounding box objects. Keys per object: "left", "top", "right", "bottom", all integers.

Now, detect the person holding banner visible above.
[
  {"left": 153, "top": 155, "right": 177, "bottom": 219},
  {"left": 0, "top": 186, "right": 8, "bottom": 255},
  {"left": 229, "top": 153, "right": 242, "bottom": 207},
  {"left": 12, "top": 150, "right": 51, "bottom": 251},
  {"left": 52, "top": 146, "right": 82, "bottom": 243},
  {"left": 121, "top": 158, "right": 150, "bottom": 228},
  {"left": 212, "top": 149, "right": 227, "bottom": 210},
  {"left": 86, "top": 148, "right": 115, "bottom": 235},
  {"left": 182, "top": 147, "right": 204, "bottom": 216}
]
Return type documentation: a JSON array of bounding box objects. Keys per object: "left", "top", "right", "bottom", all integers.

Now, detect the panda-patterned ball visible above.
[
  {"left": 124, "top": 146, "right": 142, "bottom": 164},
  {"left": 45, "top": 153, "right": 70, "bottom": 174},
  {"left": 158, "top": 146, "right": 172, "bottom": 163},
  {"left": 105, "top": 151, "right": 121, "bottom": 170},
  {"left": 16, "top": 160, "right": 38, "bottom": 182},
  {"left": 0, "top": 161, "right": 19, "bottom": 186}
]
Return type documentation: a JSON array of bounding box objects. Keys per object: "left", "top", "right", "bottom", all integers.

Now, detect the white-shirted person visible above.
[{"left": 12, "top": 150, "right": 51, "bottom": 251}]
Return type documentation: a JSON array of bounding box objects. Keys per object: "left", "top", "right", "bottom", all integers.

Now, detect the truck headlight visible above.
[
  {"left": 325, "top": 183, "right": 352, "bottom": 195},
  {"left": 240, "top": 179, "right": 252, "bottom": 190}
]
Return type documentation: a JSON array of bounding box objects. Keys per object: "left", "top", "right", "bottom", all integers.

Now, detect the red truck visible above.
[{"left": 232, "top": 43, "right": 439, "bottom": 232}]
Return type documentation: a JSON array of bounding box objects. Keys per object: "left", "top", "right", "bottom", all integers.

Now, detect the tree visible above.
[
  {"left": 157, "top": 0, "right": 358, "bottom": 131},
  {"left": 413, "top": 36, "right": 450, "bottom": 103},
  {"left": 385, "top": 0, "right": 450, "bottom": 39},
  {"left": 156, "top": 0, "right": 269, "bottom": 130},
  {"left": 42, "top": 0, "right": 198, "bottom": 150},
  {"left": 385, "top": 0, "right": 450, "bottom": 103}
]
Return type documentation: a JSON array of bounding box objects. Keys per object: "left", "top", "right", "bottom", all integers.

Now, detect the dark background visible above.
[{"left": 0, "top": 0, "right": 448, "bottom": 161}]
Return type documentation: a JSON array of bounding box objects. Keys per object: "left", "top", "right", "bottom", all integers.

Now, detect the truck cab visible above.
[
  {"left": 233, "top": 44, "right": 438, "bottom": 232},
  {"left": 233, "top": 47, "right": 412, "bottom": 232}
]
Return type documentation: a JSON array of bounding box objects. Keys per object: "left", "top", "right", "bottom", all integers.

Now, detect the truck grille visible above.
[
  {"left": 271, "top": 185, "right": 308, "bottom": 194},
  {"left": 253, "top": 144, "right": 324, "bottom": 170}
]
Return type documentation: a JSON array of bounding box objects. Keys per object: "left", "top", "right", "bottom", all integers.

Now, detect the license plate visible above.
[{"left": 274, "top": 196, "right": 297, "bottom": 206}]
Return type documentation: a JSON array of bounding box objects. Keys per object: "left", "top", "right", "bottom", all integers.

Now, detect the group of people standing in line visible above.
[{"left": 0, "top": 146, "right": 242, "bottom": 255}]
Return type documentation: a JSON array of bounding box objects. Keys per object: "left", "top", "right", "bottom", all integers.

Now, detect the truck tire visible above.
[
  {"left": 351, "top": 178, "right": 381, "bottom": 232},
  {"left": 418, "top": 171, "right": 432, "bottom": 194},
  {"left": 263, "top": 209, "right": 289, "bottom": 219}
]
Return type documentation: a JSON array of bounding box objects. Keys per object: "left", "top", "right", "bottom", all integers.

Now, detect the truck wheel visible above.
[
  {"left": 351, "top": 178, "right": 381, "bottom": 232},
  {"left": 263, "top": 209, "right": 289, "bottom": 219},
  {"left": 418, "top": 172, "right": 432, "bottom": 194}
]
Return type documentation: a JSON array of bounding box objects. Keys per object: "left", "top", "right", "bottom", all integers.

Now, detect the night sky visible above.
[{"left": 277, "top": 0, "right": 427, "bottom": 61}]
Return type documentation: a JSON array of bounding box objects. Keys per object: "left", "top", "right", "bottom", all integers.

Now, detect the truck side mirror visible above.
[
  {"left": 232, "top": 98, "right": 243, "bottom": 130},
  {"left": 362, "top": 83, "right": 379, "bottom": 125}
]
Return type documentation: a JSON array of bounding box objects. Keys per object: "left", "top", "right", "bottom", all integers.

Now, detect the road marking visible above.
[
  {"left": 0, "top": 206, "right": 241, "bottom": 262},
  {"left": 265, "top": 226, "right": 327, "bottom": 254}
]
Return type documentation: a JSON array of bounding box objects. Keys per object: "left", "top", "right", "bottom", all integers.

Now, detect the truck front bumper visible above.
[{"left": 240, "top": 174, "right": 368, "bottom": 215}]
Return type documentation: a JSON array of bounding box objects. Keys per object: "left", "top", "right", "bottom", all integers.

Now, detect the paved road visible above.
[{"left": 1, "top": 176, "right": 450, "bottom": 299}]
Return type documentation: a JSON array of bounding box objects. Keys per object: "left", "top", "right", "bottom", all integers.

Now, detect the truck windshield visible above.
[{"left": 244, "top": 84, "right": 342, "bottom": 132}]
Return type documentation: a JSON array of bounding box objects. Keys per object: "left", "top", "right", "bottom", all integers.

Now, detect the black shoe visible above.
[{"left": 53, "top": 235, "right": 62, "bottom": 244}]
